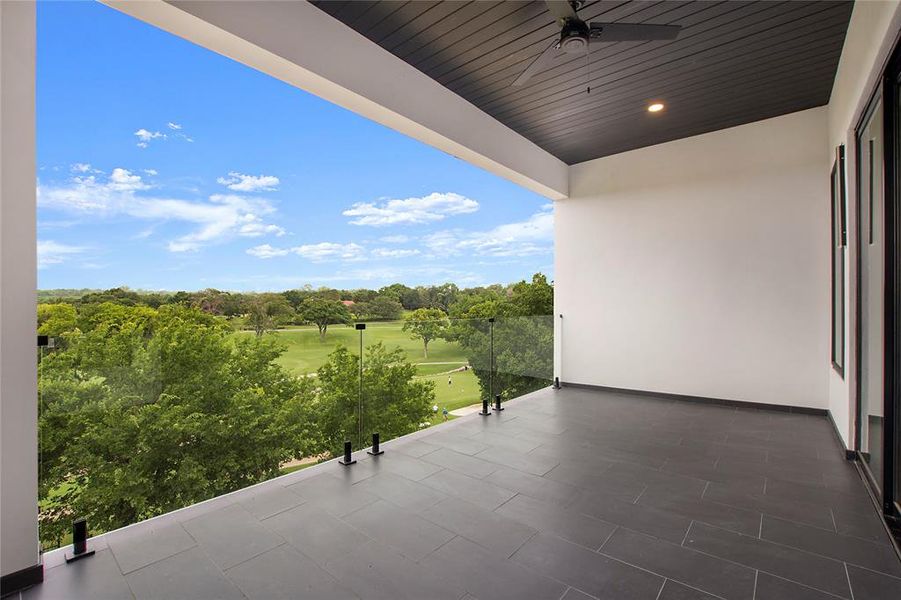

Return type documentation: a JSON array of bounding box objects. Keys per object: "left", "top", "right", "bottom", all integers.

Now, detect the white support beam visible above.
[
  {"left": 102, "top": 0, "right": 569, "bottom": 200},
  {"left": 0, "top": 0, "right": 39, "bottom": 581}
]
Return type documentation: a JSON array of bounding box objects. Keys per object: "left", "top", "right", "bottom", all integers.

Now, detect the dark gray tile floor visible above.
[{"left": 18, "top": 386, "right": 901, "bottom": 599}]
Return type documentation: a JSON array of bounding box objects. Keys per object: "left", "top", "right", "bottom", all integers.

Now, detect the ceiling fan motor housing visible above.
[{"left": 559, "top": 19, "right": 589, "bottom": 53}]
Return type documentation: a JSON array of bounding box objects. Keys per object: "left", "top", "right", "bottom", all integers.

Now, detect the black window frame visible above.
[{"left": 832, "top": 144, "right": 847, "bottom": 377}]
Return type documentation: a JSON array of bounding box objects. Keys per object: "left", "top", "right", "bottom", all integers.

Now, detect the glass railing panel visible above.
[
  {"left": 492, "top": 314, "right": 555, "bottom": 405},
  {"left": 36, "top": 303, "right": 327, "bottom": 550},
  {"left": 358, "top": 316, "right": 446, "bottom": 448},
  {"left": 37, "top": 320, "right": 164, "bottom": 552}
]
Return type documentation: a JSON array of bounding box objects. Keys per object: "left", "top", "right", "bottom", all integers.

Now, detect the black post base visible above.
[
  {"left": 367, "top": 433, "right": 384, "bottom": 456},
  {"left": 339, "top": 440, "right": 355, "bottom": 465},
  {"left": 479, "top": 398, "right": 490, "bottom": 416},
  {"left": 65, "top": 550, "right": 95, "bottom": 564}
]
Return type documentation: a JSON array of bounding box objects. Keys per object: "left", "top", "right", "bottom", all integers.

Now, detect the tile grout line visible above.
[
  {"left": 844, "top": 562, "right": 856, "bottom": 600},
  {"left": 752, "top": 570, "right": 758, "bottom": 600},
  {"left": 221, "top": 542, "right": 290, "bottom": 574},
  {"left": 696, "top": 519, "right": 896, "bottom": 577},
  {"left": 680, "top": 520, "right": 694, "bottom": 547},
  {"left": 678, "top": 541, "right": 849, "bottom": 600},
  {"left": 654, "top": 579, "right": 666, "bottom": 600},
  {"left": 758, "top": 572, "right": 850, "bottom": 600},
  {"left": 592, "top": 542, "right": 732, "bottom": 600},
  {"left": 632, "top": 484, "right": 649, "bottom": 505},
  {"left": 595, "top": 525, "right": 619, "bottom": 553},
  {"left": 506, "top": 528, "right": 539, "bottom": 560},
  {"left": 113, "top": 534, "right": 199, "bottom": 577}
]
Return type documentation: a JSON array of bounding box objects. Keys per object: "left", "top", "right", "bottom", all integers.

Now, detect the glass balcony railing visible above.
[{"left": 36, "top": 305, "right": 554, "bottom": 551}]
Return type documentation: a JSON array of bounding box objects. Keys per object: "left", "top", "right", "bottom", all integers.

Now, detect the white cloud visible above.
[
  {"left": 109, "top": 168, "right": 150, "bottom": 191},
  {"left": 423, "top": 207, "right": 553, "bottom": 258},
  {"left": 371, "top": 248, "right": 420, "bottom": 259},
  {"left": 379, "top": 234, "right": 411, "bottom": 244},
  {"left": 38, "top": 240, "right": 85, "bottom": 269},
  {"left": 134, "top": 129, "right": 166, "bottom": 148},
  {"left": 217, "top": 172, "right": 280, "bottom": 192},
  {"left": 293, "top": 242, "right": 365, "bottom": 262},
  {"left": 143, "top": 169, "right": 158, "bottom": 176},
  {"left": 246, "top": 241, "right": 365, "bottom": 262},
  {"left": 246, "top": 244, "right": 289, "bottom": 259},
  {"left": 343, "top": 192, "right": 478, "bottom": 226},
  {"left": 38, "top": 170, "right": 285, "bottom": 252},
  {"left": 134, "top": 123, "right": 192, "bottom": 147},
  {"left": 238, "top": 214, "right": 286, "bottom": 238},
  {"left": 71, "top": 163, "right": 94, "bottom": 173}
]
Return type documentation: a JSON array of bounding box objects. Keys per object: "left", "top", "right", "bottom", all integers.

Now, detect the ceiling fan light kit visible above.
[{"left": 513, "top": 0, "right": 682, "bottom": 90}]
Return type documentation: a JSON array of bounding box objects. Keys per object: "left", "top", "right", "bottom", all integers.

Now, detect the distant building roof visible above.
[{"left": 341, "top": 300, "right": 355, "bottom": 306}]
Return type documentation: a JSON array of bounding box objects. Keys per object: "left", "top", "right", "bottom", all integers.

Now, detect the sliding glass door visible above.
[
  {"left": 858, "top": 91, "right": 886, "bottom": 494},
  {"left": 857, "top": 40, "right": 901, "bottom": 523}
]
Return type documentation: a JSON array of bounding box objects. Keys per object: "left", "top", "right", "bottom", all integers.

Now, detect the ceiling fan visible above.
[{"left": 513, "top": 0, "right": 682, "bottom": 87}]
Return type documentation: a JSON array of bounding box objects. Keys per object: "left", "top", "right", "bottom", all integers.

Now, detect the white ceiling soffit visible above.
[{"left": 101, "top": 0, "right": 569, "bottom": 200}]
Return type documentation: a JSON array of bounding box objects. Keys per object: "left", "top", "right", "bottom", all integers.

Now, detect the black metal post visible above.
[
  {"left": 368, "top": 432, "right": 384, "bottom": 456},
  {"left": 339, "top": 440, "right": 356, "bottom": 466},
  {"left": 494, "top": 394, "right": 504, "bottom": 412},
  {"left": 479, "top": 397, "right": 490, "bottom": 416},
  {"left": 488, "top": 317, "right": 495, "bottom": 400},
  {"left": 553, "top": 376, "right": 561, "bottom": 390},
  {"left": 355, "top": 323, "right": 365, "bottom": 448},
  {"left": 65, "top": 518, "right": 95, "bottom": 563}
]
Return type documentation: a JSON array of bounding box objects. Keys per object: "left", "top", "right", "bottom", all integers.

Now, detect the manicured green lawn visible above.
[
  {"left": 236, "top": 321, "right": 483, "bottom": 423},
  {"left": 238, "top": 321, "right": 469, "bottom": 375},
  {"left": 415, "top": 362, "right": 466, "bottom": 376},
  {"left": 424, "top": 368, "right": 482, "bottom": 413}
]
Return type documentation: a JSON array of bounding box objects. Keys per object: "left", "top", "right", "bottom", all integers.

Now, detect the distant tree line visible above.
[
  {"left": 35, "top": 274, "right": 554, "bottom": 548},
  {"left": 38, "top": 280, "right": 545, "bottom": 337}
]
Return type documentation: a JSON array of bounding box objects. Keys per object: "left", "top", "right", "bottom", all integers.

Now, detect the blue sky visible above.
[{"left": 36, "top": 1, "right": 553, "bottom": 292}]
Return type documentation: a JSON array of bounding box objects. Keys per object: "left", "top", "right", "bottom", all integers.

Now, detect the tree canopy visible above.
[
  {"left": 37, "top": 301, "right": 434, "bottom": 548},
  {"left": 402, "top": 308, "right": 449, "bottom": 358},
  {"left": 35, "top": 273, "right": 553, "bottom": 548},
  {"left": 299, "top": 298, "right": 352, "bottom": 340}
]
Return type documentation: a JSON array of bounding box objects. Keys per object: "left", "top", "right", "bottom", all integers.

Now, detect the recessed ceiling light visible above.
[{"left": 648, "top": 102, "right": 665, "bottom": 113}]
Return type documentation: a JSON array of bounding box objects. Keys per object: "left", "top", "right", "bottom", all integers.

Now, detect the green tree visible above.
[
  {"left": 247, "top": 294, "right": 294, "bottom": 337},
  {"left": 300, "top": 298, "right": 351, "bottom": 341},
  {"left": 402, "top": 308, "right": 448, "bottom": 358},
  {"left": 37, "top": 304, "right": 318, "bottom": 547},
  {"left": 37, "top": 303, "right": 77, "bottom": 337},
  {"left": 316, "top": 343, "right": 434, "bottom": 453},
  {"left": 509, "top": 273, "right": 554, "bottom": 316},
  {"left": 359, "top": 296, "right": 403, "bottom": 321},
  {"left": 445, "top": 273, "right": 554, "bottom": 402}
]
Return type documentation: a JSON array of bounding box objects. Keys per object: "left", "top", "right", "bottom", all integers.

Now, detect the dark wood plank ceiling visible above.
[{"left": 311, "top": 1, "right": 854, "bottom": 165}]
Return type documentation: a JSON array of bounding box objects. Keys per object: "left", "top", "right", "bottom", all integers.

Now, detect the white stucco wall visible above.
[
  {"left": 0, "top": 0, "right": 38, "bottom": 579},
  {"left": 557, "top": 108, "right": 830, "bottom": 410},
  {"left": 825, "top": 0, "right": 901, "bottom": 448}
]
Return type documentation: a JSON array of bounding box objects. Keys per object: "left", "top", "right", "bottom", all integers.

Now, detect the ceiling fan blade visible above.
[
  {"left": 544, "top": 0, "right": 577, "bottom": 22},
  {"left": 512, "top": 40, "right": 567, "bottom": 87},
  {"left": 589, "top": 22, "right": 681, "bottom": 41}
]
